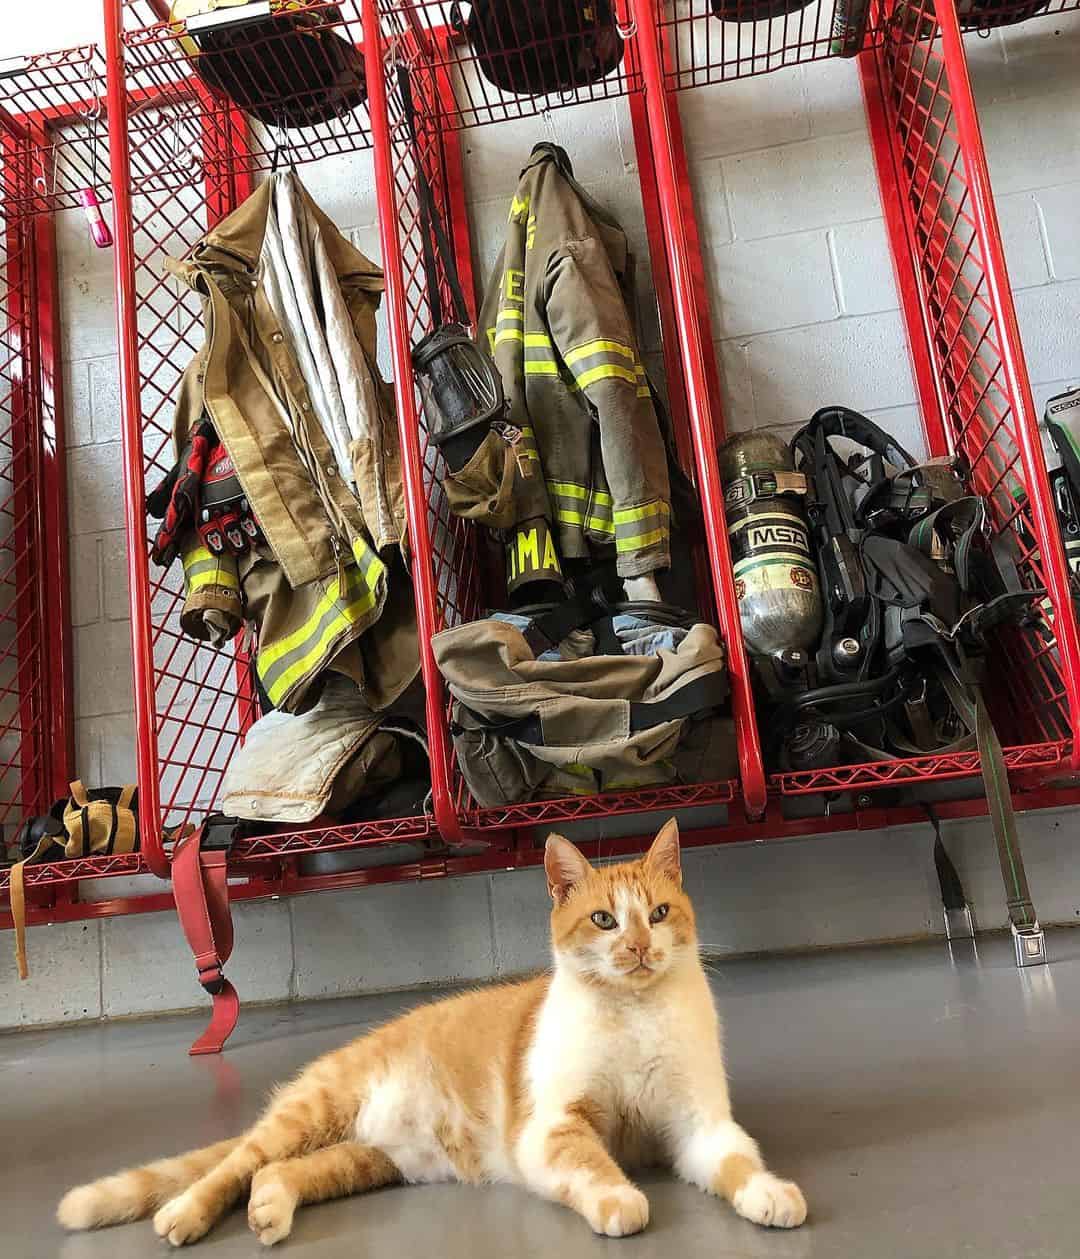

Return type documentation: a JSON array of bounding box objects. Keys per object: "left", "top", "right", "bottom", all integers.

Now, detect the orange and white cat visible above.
[{"left": 58, "top": 819, "right": 806, "bottom": 1246}]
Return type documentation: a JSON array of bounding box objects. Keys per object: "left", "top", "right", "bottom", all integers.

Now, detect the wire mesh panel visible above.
[
  {"left": 111, "top": 0, "right": 436, "bottom": 852},
  {"left": 0, "top": 46, "right": 110, "bottom": 217},
  {"left": 764, "top": 0, "right": 1080, "bottom": 797},
  {"left": 661, "top": 0, "right": 881, "bottom": 89},
  {"left": 0, "top": 66, "right": 77, "bottom": 853}
]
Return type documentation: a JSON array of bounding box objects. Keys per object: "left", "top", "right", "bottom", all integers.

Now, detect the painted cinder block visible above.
[
  {"left": 292, "top": 875, "right": 497, "bottom": 999},
  {"left": 708, "top": 230, "right": 838, "bottom": 339},
  {"left": 0, "top": 921, "right": 102, "bottom": 1030}
]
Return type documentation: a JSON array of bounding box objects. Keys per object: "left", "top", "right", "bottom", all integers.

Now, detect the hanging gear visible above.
[
  {"left": 443, "top": 144, "right": 674, "bottom": 598},
  {"left": 399, "top": 65, "right": 507, "bottom": 474},
  {"left": 710, "top": 0, "right": 813, "bottom": 21},
  {"left": 718, "top": 431, "right": 822, "bottom": 690},
  {"left": 956, "top": 0, "right": 1049, "bottom": 29},
  {"left": 789, "top": 406, "right": 1046, "bottom": 965},
  {"left": 169, "top": 0, "right": 366, "bottom": 129},
  {"left": 10, "top": 783, "right": 139, "bottom": 980},
  {"left": 452, "top": 0, "right": 624, "bottom": 97}
]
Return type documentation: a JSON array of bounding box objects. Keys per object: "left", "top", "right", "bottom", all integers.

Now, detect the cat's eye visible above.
[
  {"left": 650, "top": 904, "right": 670, "bottom": 924},
  {"left": 591, "top": 910, "right": 617, "bottom": 930}
]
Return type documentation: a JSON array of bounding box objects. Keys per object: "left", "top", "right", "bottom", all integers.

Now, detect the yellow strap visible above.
[
  {"left": 69, "top": 780, "right": 90, "bottom": 808},
  {"left": 117, "top": 784, "right": 137, "bottom": 815},
  {"left": 10, "top": 835, "right": 54, "bottom": 980}
]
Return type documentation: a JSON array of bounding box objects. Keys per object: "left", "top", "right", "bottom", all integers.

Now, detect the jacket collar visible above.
[
  {"left": 519, "top": 143, "right": 621, "bottom": 234},
  {"left": 196, "top": 170, "right": 383, "bottom": 285}
]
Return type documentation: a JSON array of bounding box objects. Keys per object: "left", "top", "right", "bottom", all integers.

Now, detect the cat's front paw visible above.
[
  {"left": 733, "top": 1171, "right": 807, "bottom": 1229},
  {"left": 153, "top": 1189, "right": 217, "bottom": 1247},
  {"left": 585, "top": 1183, "right": 650, "bottom": 1237},
  {"left": 248, "top": 1177, "right": 297, "bottom": 1247}
]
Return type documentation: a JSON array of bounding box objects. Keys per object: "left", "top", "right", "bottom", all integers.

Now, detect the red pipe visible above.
[
  {"left": 858, "top": 47, "right": 950, "bottom": 459},
  {"left": 361, "top": 0, "right": 465, "bottom": 845},
  {"left": 935, "top": 0, "right": 1080, "bottom": 771},
  {"left": 627, "top": 0, "right": 768, "bottom": 820},
  {"left": 103, "top": 0, "right": 169, "bottom": 877}
]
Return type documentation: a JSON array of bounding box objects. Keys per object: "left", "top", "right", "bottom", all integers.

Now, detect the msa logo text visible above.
[{"left": 748, "top": 524, "right": 809, "bottom": 552}]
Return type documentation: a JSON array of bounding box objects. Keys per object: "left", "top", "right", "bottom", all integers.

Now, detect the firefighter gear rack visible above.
[{"left": 3, "top": 0, "right": 1080, "bottom": 1046}]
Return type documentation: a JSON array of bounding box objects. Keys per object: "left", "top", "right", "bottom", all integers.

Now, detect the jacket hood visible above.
[{"left": 195, "top": 170, "right": 384, "bottom": 288}]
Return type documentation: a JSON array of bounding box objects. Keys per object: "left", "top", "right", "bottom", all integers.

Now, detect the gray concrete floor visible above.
[{"left": 5, "top": 931, "right": 1080, "bottom": 1259}]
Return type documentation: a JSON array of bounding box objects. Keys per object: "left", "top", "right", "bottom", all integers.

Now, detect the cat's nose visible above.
[{"left": 627, "top": 943, "right": 646, "bottom": 958}]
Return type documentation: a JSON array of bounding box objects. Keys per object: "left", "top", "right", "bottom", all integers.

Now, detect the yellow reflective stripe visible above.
[
  {"left": 257, "top": 560, "right": 385, "bottom": 675},
  {"left": 563, "top": 338, "right": 636, "bottom": 366},
  {"left": 494, "top": 328, "right": 524, "bottom": 348},
  {"left": 636, "top": 387, "right": 652, "bottom": 398},
  {"left": 613, "top": 501, "right": 671, "bottom": 525},
  {"left": 555, "top": 508, "right": 616, "bottom": 534},
  {"left": 182, "top": 546, "right": 239, "bottom": 593},
  {"left": 616, "top": 527, "right": 668, "bottom": 552},
  {"left": 575, "top": 363, "right": 639, "bottom": 389},
  {"left": 547, "top": 480, "right": 613, "bottom": 506},
  {"left": 524, "top": 361, "right": 559, "bottom": 376},
  {"left": 524, "top": 332, "right": 554, "bottom": 348},
  {"left": 262, "top": 590, "right": 379, "bottom": 705},
  {"left": 496, "top": 310, "right": 523, "bottom": 324}
]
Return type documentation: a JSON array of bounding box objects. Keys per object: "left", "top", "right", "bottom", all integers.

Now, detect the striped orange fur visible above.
[{"left": 58, "top": 820, "right": 806, "bottom": 1246}]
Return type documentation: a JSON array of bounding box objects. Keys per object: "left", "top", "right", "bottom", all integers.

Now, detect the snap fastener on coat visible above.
[{"left": 271, "top": 331, "right": 284, "bottom": 344}]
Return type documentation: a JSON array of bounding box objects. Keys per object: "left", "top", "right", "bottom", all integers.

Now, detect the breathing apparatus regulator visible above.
[
  {"left": 396, "top": 65, "right": 507, "bottom": 475},
  {"left": 721, "top": 410, "right": 1043, "bottom": 773}
]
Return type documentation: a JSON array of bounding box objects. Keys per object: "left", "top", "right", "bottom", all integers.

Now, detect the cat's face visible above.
[{"left": 544, "top": 820, "right": 696, "bottom": 990}]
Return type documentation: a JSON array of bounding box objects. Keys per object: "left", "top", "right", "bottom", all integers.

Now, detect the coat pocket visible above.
[{"left": 442, "top": 430, "right": 520, "bottom": 530}]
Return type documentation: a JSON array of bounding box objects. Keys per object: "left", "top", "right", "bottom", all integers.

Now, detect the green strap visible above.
[{"left": 973, "top": 684, "right": 1037, "bottom": 930}]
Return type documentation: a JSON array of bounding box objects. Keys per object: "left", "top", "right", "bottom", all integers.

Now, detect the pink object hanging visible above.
[{"left": 78, "top": 187, "right": 113, "bottom": 248}]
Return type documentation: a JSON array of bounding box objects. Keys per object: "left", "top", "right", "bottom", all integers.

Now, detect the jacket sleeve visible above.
[
  {"left": 179, "top": 532, "right": 243, "bottom": 648},
  {"left": 543, "top": 237, "right": 671, "bottom": 576}
]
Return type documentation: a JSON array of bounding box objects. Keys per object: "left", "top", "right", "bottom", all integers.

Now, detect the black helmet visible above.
[
  {"left": 453, "top": 0, "right": 624, "bottom": 97},
  {"left": 170, "top": 0, "right": 366, "bottom": 130},
  {"left": 956, "top": 0, "right": 1049, "bottom": 27},
  {"left": 710, "top": 0, "right": 814, "bottom": 21}
]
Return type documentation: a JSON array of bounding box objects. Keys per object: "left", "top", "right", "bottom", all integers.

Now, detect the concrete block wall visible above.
[{"left": 4, "top": 11, "right": 1080, "bottom": 1029}]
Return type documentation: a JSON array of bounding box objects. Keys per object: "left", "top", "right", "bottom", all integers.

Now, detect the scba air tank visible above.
[{"left": 718, "top": 432, "right": 823, "bottom": 661}]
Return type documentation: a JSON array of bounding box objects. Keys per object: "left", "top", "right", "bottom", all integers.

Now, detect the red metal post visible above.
[
  {"left": 361, "top": 0, "right": 465, "bottom": 845},
  {"left": 627, "top": 0, "right": 767, "bottom": 819},
  {"left": 932, "top": 1, "right": 1080, "bottom": 771},
  {"left": 28, "top": 125, "right": 75, "bottom": 798},
  {"left": 858, "top": 50, "right": 950, "bottom": 459},
  {"left": 103, "top": 0, "right": 169, "bottom": 876}
]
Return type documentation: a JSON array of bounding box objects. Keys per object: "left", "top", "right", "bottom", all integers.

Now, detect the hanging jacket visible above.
[
  {"left": 166, "top": 171, "right": 417, "bottom": 713},
  {"left": 445, "top": 144, "right": 672, "bottom": 594}
]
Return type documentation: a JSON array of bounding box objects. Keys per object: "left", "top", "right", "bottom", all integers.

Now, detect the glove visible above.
[
  {"left": 147, "top": 422, "right": 262, "bottom": 567},
  {"left": 147, "top": 420, "right": 214, "bottom": 568},
  {"left": 197, "top": 440, "right": 263, "bottom": 557}
]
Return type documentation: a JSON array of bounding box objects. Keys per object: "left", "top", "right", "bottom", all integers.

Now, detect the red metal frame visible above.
[{"left": 0, "top": 56, "right": 81, "bottom": 852}]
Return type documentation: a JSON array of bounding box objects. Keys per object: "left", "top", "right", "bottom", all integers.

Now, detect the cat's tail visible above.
[{"left": 57, "top": 1136, "right": 241, "bottom": 1230}]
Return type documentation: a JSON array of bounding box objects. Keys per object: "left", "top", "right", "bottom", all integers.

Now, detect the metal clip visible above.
[
  {"left": 943, "top": 905, "right": 975, "bottom": 942},
  {"left": 1012, "top": 921, "right": 1047, "bottom": 968}
]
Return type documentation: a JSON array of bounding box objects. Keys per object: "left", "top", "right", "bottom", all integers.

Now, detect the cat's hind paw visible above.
[
  {"left": 733, "top": 1171, "right": 807, "bottom": 1229},
  {"left": 153, "top": 1189, "right": 218, "bottom": 1247}
]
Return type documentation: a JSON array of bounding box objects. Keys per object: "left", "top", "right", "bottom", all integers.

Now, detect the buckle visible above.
[
  {"left": 943, "top": 905, "right": 975, "bottom": 941},
  {"left": 1011, "top": 921, "right": 1047, "bottom": 968},
  {"left": 197, "top": 963, "right": 225, "bottom": 995},
  {"left": 724, "top": 470, "right": 807, "bottom": 508}
]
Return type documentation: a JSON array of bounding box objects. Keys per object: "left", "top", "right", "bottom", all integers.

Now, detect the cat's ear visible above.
[
  {"left": 645, "top": 818, "right": 681, "bottom": 885},
  {"left": 545, "top": 834, "right": 592, "bottom": 903}
]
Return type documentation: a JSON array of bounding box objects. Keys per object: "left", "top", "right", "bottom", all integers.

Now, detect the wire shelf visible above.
[
  {"left": 377, "top": 1, "right": 641, "bottom": 129},
  {"left": 0, "top": 44, "right": 111, "bottom": 217},
  {"left": 120, "top": 1, "right": 373, "bottom": 196}
]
